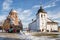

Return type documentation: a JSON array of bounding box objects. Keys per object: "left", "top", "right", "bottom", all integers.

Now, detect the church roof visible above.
[
  {"left": 29, "top": 19, "right": 37, "bottom": 24},
  {"left": 36, "top": 6, "right": 46, "bottom": 15},
  {"left": 47, "top": 22, "right": 58, "bottom": 24},
  {"left": 30, "top": 18, "right": 58, "bottom": 25},
  {"left": 47, "top": 18, "right": 58, "bottom": 24}
]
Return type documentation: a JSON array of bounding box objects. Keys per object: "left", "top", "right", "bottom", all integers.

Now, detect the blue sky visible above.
[{"left": 0, "top": 0, "right": 60, "bottom": 28}]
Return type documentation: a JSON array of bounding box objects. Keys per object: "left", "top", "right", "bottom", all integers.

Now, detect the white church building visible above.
[{"left": 29, "top": 6, "right": 58, "bottom": 32}]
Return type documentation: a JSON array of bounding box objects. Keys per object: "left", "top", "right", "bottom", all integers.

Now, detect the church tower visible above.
[
  {"left": 36, "top": 6, "right": 47, "bottom": 32},
  {"left": 3, "top": 9, "right": 19, "bottom": 29},
  {"left": 8, "top": 9, "right": 19, "bottom": 26}
]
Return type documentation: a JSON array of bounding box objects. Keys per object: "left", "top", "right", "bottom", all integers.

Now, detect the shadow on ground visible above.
[{"left": 0, "top": 37, "right": 25, "bottom": 40}]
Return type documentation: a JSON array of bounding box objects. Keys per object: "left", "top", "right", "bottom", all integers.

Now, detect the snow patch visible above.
[{"left": 17, "top": 31, "right": 56, "bottom": 40}]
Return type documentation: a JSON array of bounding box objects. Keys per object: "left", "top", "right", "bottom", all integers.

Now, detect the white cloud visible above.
[
  {"left": 0, "top": 15, "right": 8, "bottom": 26},
  {"left": 3, "top": 0, "right": 13, "bottom": 10},
  {"left": 32, "top": 5, "right": 40, "bottom": 8},
  {"left": 47, "top": 11, "right": 60, "bottom": 24},
  {"left": 0, "top": 15, "right": 7, "bottom": 21},
  {"left": 44, "top": 0, "right": 57, "bottom": 8},
  {"left": 23, "top": 10, "right": 32, "bottom": 17},
  {"left": 44, "top": 4, "right": 56, "bottom": 8},
  {"left": 17, "top": 9, "right": 32, "bottom": 20},
  {"left": 48, "top": 12, "right": 60, "bottom": 19},
  {"left": 16, "top": 8, "right": 34, "bottom": 28},
  {"left": 32, "top": 0, "right": 60, "bottom": 9}
]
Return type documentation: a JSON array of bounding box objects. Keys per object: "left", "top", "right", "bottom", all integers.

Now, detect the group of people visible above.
[{"left": 5, "top": 26, "right": 20, "bottom": 33}]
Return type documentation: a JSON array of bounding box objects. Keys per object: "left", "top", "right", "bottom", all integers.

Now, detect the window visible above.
[
  {"left": 44, "top": 14, "right": 45, "bottom": 17},
  {"left": 41, "top": 14, "right": 43, "bottom": 17}
]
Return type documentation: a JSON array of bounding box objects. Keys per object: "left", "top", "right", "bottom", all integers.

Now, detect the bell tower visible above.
[{"left": 36, "top": 6, "right": 47, "bottom": 32}]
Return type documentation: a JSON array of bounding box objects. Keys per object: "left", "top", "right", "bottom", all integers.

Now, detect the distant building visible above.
[
  {"left": 58, "top": 26, "right": 60, "bottom": 32},
  {"left": 29, "top": 6, "right": 58, "bottom": 32},
  {"left": 0, "top": 21, "right": 4, "bottom": 29}
]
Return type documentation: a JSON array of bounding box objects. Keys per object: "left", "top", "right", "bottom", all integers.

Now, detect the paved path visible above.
[
  {"left": 30, "top": 32, "right": 60, "bottom": 35},
  {"left": 0, "top": 33, "right": 21, "bottom": 40}
]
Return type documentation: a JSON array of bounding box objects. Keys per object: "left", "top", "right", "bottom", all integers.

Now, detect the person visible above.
[
  {"left": 17, "top": 28, "right": 20, "bottom": 33},
  {"left": 8, "top": 27, "right": 13, "bottom": 33},
  {"left": 5, "top": 28, "right": 9, "bottom": 32},
  {"left": 13, "top": 28, "right": 16, "bottom": 33}
]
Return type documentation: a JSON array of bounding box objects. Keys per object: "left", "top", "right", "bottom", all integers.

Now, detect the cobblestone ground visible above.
[{"left": 0, "top": 33, "right": 21, "bottom": 40}]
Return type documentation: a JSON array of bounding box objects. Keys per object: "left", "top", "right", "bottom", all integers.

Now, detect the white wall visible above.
[
  {"left": 47, "top": 24, "right": 51, "bottom": 31},
  {"left": 52, "top": 23, "right": 58, "bottom": 31},
  {"left": 29, "top": 20, "right": 38, "bottom": 31},
  {"left": 47, "top": 23, "right": 58, "bottom": 31},
  {"left": 39, "top": 12, "right": 47, "bottom": 31}
]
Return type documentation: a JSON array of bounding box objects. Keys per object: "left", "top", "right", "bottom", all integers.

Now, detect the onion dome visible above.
[
  {"left": 37, "top": 6, "right": 46, "bottom": 15},
  {"left": 9, "top": 9, "right": 17, "bottom": 15},
  {"left": 11, "top": 9, "right": 17, "bottom": 12}
]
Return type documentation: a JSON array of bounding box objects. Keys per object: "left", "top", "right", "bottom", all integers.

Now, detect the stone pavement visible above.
[{"left": 0, "top": 33, "right": 21, "bottom": 40}]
